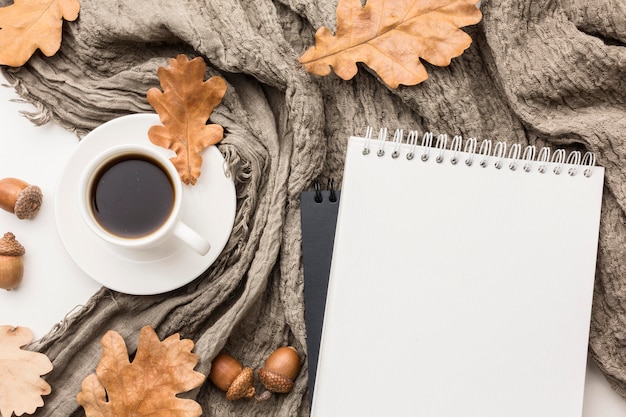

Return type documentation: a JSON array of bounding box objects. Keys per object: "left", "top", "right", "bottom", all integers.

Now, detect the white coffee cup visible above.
[{"left": 78, "top": 144, "right": 210, "bottom": 255}]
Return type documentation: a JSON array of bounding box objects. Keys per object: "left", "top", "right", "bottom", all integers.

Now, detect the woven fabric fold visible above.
[{"left": 2, "top": 0, "right": 625, "bottom": 414}]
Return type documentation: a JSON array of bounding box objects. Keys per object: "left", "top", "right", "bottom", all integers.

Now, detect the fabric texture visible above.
[{"left": 1, "top": 0, "right": 625, "bottom": 415}]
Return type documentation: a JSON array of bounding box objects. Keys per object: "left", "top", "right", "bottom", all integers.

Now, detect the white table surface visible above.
[{"left": 0, "top": 73, "right": 625, "bottom": 416}]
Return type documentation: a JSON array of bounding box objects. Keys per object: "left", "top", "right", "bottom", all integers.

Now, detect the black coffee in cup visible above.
[{"left": 90, "top": 154, "right": 175, "bottom": 238}]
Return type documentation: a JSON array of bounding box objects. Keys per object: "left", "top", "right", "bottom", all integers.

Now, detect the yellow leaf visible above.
[
  {"left": 299, "top": 0, "right": 482, "bottom": 88},
  {"left": 77, "top": 325, "right": 205, "bottom": 417},
  {"left": 0, "top": 0, "right": 80, "bottom": 67},
  {"left": 147, "top": 55, "right": 227, "bottom": 185},
  {"left": 0, "top": 326, "right": 53, "bottom": 417}
]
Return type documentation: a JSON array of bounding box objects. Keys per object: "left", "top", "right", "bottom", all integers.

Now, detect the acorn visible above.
[
  {"left": 0, "top": 178, "right": 43, "bottom": 219},
  {"left": 256, "top": 346, "right": 302, "bottom": 401},
  {"left": 208, "top": 352, "right": 256, "bottom": 401},
  {"left": 0, "top": 232, "right": 25, "bottom": 290}
]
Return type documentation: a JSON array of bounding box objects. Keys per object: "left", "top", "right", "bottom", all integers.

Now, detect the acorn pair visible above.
[
  {"left": 208, "top": 346, "right": 302, "bottom": 401},
  {"left": 0, "top": 178, "right": 43, "bottom": 291}
]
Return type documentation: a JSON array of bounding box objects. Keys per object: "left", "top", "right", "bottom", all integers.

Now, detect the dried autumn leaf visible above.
[
  {"left": 299, "top": 0, "right": 482, "bottom": 88},
  {"left": 0, "top": 0, "right": 80, "bottom": 67},
  {"left": 0, "top": 326, "right": 53, "bottom": 417},
  {"left": 147, "top": 54, "right": 227, "bottom": 185},
  {"left": 76, "top": 325, "right": 205, "bottom": 417}
]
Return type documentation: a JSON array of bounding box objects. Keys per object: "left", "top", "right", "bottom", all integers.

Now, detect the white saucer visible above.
[{"left": 55, "top": 113, "right": 236, "bottom": 295}]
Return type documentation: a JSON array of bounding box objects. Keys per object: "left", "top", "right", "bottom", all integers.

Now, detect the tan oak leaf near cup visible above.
[{"left": 147, "top": 54, "right": 227, "bottom": 186}]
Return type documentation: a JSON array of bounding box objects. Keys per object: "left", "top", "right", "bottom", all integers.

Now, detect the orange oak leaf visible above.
[
  {"left": 76, "top": 325, "right": 205, "bottom": 417},
  {"left": 0, "top": 326, "right": 53, "bottom": 417},
  {"left": 147, "top": 54, "right": 227, "bottom": 185},
  {"left": 299, "top": 0, "right": 482, "bottom": 88},
  {"left": 0, "top": 0, "right": 80, "bottom": 67}
]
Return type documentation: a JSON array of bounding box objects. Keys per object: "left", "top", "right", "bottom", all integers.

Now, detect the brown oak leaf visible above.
[
  {"left": 76, "top": 325, "right": 205, "bottom": 417},
  {"left": 0, "top": 0, "right": 80, "bottom": 67},
  {"left": 299, "top": 0, "right": 482, "bottom": 88},
  {"left": 147, "top": 54, "right": 227, "bottom": 185},
  {"left": 0, "top": 326, "right": 53, "bottom": 417}
]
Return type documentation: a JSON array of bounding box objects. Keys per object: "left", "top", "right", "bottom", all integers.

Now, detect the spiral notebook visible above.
[
  {"left": 300, "top": 181, "right": 340, "bottom": 404},
  {"left": 311, "top": 129, "right": 605, "bottom": 417}
]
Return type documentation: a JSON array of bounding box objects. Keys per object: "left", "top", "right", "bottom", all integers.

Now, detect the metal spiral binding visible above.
[
  {"left": 360, "top": 127, "right": 597, "bottom": 177},
  {"left": 421, "top": 132, "right": 433, "bottom": 161},
  {"left": 376, "top": 127, "right": 388, "bottom": 157},
  {"left": 391, "top": 129, "right": 403, "bottom": 159},
  {"left": 493, "top": 141, "right": 506, "bottom": 169},
  {"left": 464, "top": 138, "right": 477, "bottom": 166},
  {"left": 406, "top": 130, "right": 418, "bottom": 160},
  {"left": 435, "top": 134, "right": 447, "bottom": 163},
  {"left": 522, "top": 146, "right": 536, "bottom": 173},
  {"left": 328, "top": 178, "right": 338, "bottom": 202},
  {"left": 362, "top": 126, "right": 374, "bottom": 155},
  {"left": 313, "top": 178, "right": 338, "bottom": 203},
  {"left": 478, "top": 140, "right": 492, "bottom": 168},
  {"left": 313, "top": 180, "right": 323, "bottom": 203},
  {"left": 450, "top": 135, "right": 463, "bottom": 165}
]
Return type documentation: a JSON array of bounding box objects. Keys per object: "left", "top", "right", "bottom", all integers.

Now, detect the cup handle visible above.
[{"left": 173, "top": 221, "right": 211, "bottom": 255}]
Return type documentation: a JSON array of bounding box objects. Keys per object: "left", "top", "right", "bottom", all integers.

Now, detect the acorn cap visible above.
[
  {"left": 14, "top": 185, "right": 43, "bottom": 219},
  {"left": 258, "top": 367, "right": 294, "bottom": 393},
  {"left": 225, "top": 367, "right": 255, "bottom": 401},
  {"left": 0, "top": 233, "right": 25, "bottom": 257}
]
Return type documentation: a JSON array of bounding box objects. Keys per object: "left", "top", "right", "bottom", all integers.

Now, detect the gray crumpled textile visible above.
[{"left": 2, "top": 0, "right": 625, "bottom": 415}]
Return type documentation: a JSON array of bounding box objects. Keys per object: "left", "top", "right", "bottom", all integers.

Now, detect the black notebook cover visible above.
[{"left": 300, "top": 182, "right": 340, "bottom": 404}]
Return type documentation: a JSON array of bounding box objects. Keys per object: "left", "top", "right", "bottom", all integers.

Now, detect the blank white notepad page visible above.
[{"left": 311, "top": 135, "right": 604, "bottom": 417}]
